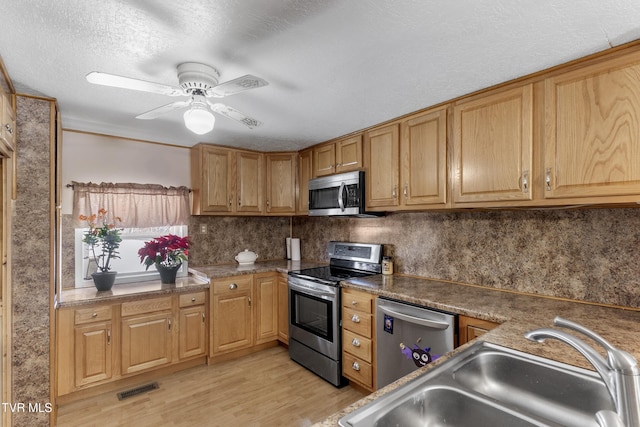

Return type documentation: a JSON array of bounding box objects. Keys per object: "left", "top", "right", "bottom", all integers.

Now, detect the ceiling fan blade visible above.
[
  {"left": 209, "top": 103, "right": 263, "bottom": 129},
  {"left": 86, "top": 71, "right": 184, "bottom": 97},
  {"left": 209, "top": 75, "right": 268, "bottom": 97},
  {"left": 136, "top": 100, "right": 191, "bottom": 120}
]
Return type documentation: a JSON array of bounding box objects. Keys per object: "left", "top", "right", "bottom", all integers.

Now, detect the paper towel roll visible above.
[
  {"left": 286, "top": 237, "right": 292, "bottom": 259},
  {"left": 291, "top": 238, "right": 301, "bottom": 261}
]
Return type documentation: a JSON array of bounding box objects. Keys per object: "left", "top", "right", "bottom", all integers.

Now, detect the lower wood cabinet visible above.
[
  {"left": 457, "top": 315, "right": 500, "bottom": 346},
  {"left": 341, "top": 288, "right": 377, "bottom": 391},
  {"left": 277, "top": 272, "right": 289, "bottom": 344},
  {"left": 57, "top": 291, "right": 208, "bottom": 398},
  {"left": 254, "top": 272, "right": 279, "bottom": 344}
]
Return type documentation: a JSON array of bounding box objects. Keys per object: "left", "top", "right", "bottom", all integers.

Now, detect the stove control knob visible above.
[{"left": 351, "top": 314, "right": 360, "bottom": 323}]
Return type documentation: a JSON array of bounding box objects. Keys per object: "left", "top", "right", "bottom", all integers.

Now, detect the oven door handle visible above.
[
  {"left": 289, "top": 282, "right": 336, "bottom": 300},
  {"left": 378, "top": 306, "right": 450, "bottom": 330},
  {"left": 337, "top": 181, "right": 346, "bottom": 212}
]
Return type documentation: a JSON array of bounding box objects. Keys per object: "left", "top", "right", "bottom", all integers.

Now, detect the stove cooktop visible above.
[{"left": 289, "top": 266, "right": 374, "bottom": 285}]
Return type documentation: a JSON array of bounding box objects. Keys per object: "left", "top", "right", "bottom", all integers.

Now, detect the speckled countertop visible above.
[
  {"left": 316, "top": 274, "right": 640, "bottom": 426},
  {"left": 57, "top": 259, "right": 325, "bottom": 308}
]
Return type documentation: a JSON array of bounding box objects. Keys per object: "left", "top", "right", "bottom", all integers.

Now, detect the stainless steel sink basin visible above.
[
  {"left": 452, "top": 348, "right": 614, "bottom": 426},
  {"left": 339, "top": 341, "right": 614, "bottom": 427}
]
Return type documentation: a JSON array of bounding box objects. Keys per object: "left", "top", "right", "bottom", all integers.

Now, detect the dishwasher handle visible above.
[{"left": 378, "top": 305, "right": 450, "bottom": 330}]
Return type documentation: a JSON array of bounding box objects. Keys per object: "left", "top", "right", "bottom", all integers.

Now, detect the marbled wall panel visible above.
[
  {"left": 293, "top": 209, "right": 640, "bottom": 308},
  {"left": 188, "top": 216, "right": 291, "bottom": 266},
  {"left": 12, "top": 96, "right": 52, "bottom": 427}
]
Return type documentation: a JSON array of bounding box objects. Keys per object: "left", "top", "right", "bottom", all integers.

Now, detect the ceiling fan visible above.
[{"left": 86, "top": 62, "right": 268, "bottom": 135}]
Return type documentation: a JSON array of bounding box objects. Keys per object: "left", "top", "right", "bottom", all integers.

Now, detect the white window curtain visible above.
[{"left": 72, "top": 182, "right": 190, "bottom": 228}]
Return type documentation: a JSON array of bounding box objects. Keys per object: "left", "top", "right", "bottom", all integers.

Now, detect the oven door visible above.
[{"left": 288, "top": 276, "right": 340, "bottom": 360}]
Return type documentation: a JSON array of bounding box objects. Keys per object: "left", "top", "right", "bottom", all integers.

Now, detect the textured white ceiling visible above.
[{"left": 2, "top": 0, "right": 640, "bottom": 151}]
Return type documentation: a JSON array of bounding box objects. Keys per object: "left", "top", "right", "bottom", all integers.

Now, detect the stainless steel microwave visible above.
[{"left": 308, "top": 171, "right": 379, "bottom": 217}]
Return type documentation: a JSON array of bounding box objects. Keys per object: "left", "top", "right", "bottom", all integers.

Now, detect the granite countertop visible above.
[
  {"left": 316, "top": 274, "right": 640, "bottom": 426},
  {"left": 57, "top": 259, "right": 326, "bottom": 308}
]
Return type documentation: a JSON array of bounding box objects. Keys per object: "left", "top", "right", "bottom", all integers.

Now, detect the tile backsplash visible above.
[{"left": 293, "top": 208, "right": 640, "bottom": 309}]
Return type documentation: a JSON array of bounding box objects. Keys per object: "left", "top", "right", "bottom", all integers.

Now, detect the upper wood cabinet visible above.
[
  {"left": 191, "top": 144, "right": 263, "bottom": 215},
  {"left": 364, "top": 108, "right": 448, "bottom": 211},
  {"left": 0, "top": 90, "right": 15, "bottom": 157},
  {"left": 452, "top": 84, "right": 533, "bottom": 205},
  {"left": 364, "top": 123, "right": 400, "bottom": 208},
  {"left": 400, "top": 108, "right": 448, "bottom": 208},
  {"left": 265, "top": 152, "right": 297, "bottom": 214},
  {"left": 236, "top": 151, "right": 263, "bottom": 214},
  {"left": 544, "top": 52, "right": 640, "bottom": 201},
  {"left": 313, "top": 134, "right": 363, "bottom": 177},
  {"left": 297, "top": 148, "right": 313, "bottom": 214}
]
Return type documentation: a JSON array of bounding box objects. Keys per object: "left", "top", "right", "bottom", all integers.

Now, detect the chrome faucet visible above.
[{"left": 525, "top": 317, "right": 640, "bottom": 427}]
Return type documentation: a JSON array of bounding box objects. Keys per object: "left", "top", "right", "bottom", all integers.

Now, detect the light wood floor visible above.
[{"left": 56, "top": 345, "right": 367, "bottom": 427}]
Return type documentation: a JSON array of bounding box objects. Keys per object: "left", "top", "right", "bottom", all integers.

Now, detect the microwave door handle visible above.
[
  {"left": 338, "top": 182, "right": 346, "bottom": 212},
  {"left": 378, "top": 306, "right": 450, "bottom": 330}
]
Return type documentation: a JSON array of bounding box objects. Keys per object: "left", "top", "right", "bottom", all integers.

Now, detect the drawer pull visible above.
[
  {"left": 351, "top": 338, "right": 361, "bottom": 347},
  {"left": 352, "top": 361, "right": 360, "bottom": 371},
  {"left": 351, "top": 314, "right": 360, "bottom": 323},
  {"left": 229, "top": 283, "right": 238, "bottom": 290},
  {"left": 91, "top": 312, "right": 98, "bottom": 318},
  {"left": 351, "top": 300, "right": 358, "bottom": 306},
  {"left": 191, "top": 297, "right": 196, "bottom": 302}
]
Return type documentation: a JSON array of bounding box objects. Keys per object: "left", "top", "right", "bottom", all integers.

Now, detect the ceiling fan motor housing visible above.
[{"left": 177, "top": 62, "right": 220, "bottom": 95}]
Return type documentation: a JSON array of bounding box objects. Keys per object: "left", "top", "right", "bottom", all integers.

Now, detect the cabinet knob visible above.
[
  {"left": 351, "top": 361, "right": 361, "bottom": 371},
  {"left": 545, "top": 167, "right": 552, "bottom": 191},
  {"left": 392, "top": 185, "right": 397, "bottom": 199},
  {"left": 403, "top": 183, "right": 408, "bottom": 200},
  {"left": 351, "top": 300, "right": 358, "bottom": 306},
  {"left": 229, "top": 283, "right": 238, "bottom": 290},
  {"left": 191, "top": 297, "right": 196, "bottom": 302},
  {"left": 4, "top": 124, "right": 12, "bottom": 135},
  {"left": 351, "top": 314, "right": 360, "bottom": 323},
  {"left": 228, "top": 197, "right": 233, "bottom": 208},
  {"left": 351, "top": 338, "right": 361, "bottom": 347},
  {"left": 91, "top": 312, "right": 98, "bottom": 318},
  {"left": 522, "top": 170, "right": 529, "bottom": 193}
]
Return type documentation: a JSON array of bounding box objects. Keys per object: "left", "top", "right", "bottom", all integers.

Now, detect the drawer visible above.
[
  {"left": 342, "top": 352, "right": 373, "bottom": 389},
  {"left": 74, "top": 305, "right": 112, "bottom": 325},
  {"left": 342, "top": 307, "right": 373, "bottom": 338},
  {"left": 121, "top": 296, "right": 172, "bottom": 317},
  {"left": 342, "top": 289, "right": 374, "bottom": 314},
  {"left": 212, "top": 276, "right": 252, "bottom": 295},
  {"left": 342, "top": 329, "right": 373, "bottom": 363},
  {"left": 179, "top": 291, "right": 206, "bottom": 307}
]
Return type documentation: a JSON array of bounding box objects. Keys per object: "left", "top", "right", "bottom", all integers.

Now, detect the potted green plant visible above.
[
  {"left": 138, "top": 234, "right": 190, "bottom": 284},
  {"left": 78, "top": 208, "right": 122, "bottom": 291}
]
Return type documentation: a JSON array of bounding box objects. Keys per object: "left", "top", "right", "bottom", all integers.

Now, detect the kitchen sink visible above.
[{"left": 339, "top": 341, "right": 614, "bottom": 427}]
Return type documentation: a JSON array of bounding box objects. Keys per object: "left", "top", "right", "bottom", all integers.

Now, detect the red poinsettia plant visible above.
[{"left": 138, "top": 234, "right": 191, "bottom": 270}]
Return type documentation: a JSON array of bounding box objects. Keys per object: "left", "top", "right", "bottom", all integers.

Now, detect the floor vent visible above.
[{"left": 117, "top": 382, "right": 159, "bottom": 400}]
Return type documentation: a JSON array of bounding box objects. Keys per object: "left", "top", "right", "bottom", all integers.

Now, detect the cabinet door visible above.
[
  {"left": 198, "top": 145, "right": 234, "bottom": 213},
  {"left": 75, "top": 321, "right": 112, "bottom": 387},
  {"left": 297, "top": 149, "right": 313, "bottom": 213},
  {"left": 0, "top": 91, "right": 15, "bottom": 156},
  {"left": 314, "top": 143, "right": 336, "bottom": 176},
  {"left": 179, "top": 305, "right": 206, "bottom": 359},
  {"left": 401, "top": 108, "right": 448, "bottom": 207},
  {"left": 121, "top": 311, "right": 173, "bottom": 375},
  {"left": 236, "top": 151, "right": 263, "bottom": 213},
  {"left": 544, "top": 54, "right": 640, "bottom": 199},
  {"left": 211, "top": 277, "right": 253, "bottom": 354},
  {"left": 277, "top": 273, "right": 289, "bottom": 343},
  {"left": 364, "top": 123, "right": 400, "bottom": 208},
  {"left": 265, "top": 153, "right": 296, "bottom": 214},
  {"left": 336, "top": 135, "right": 363, "bottom": 173},
  {"left": 452, "top": 85, "right": 533, "bottom": 204},
  {"left": 457, "top": 315, "right": 500, "bottom": 347},
  {"left": 254, "top": 274, "right": 279, "bottom": 344}
]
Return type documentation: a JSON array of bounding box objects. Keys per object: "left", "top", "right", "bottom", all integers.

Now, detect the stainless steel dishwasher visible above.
[{"left": 376, "top": 297, "right": 456, "bottom": 389}]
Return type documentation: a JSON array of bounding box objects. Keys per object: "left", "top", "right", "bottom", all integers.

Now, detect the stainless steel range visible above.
[{"left": 288, "top": 241, "right": 383, "bottom": 387}]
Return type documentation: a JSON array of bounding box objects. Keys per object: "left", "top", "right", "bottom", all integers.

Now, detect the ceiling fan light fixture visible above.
[{"left": 183, "top": 105, "right": 215, "bottom": 135}]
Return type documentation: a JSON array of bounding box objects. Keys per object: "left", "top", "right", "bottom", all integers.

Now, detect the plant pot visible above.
[
  {"left": 156, "top": 262, "right": 181, "bottom": 284},
  {"left": 91, "top": 271, "right": 117, "bottom": 291}
]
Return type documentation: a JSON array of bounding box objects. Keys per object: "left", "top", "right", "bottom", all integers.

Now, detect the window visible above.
[
  {"left": 72, "top": 182, "right": 191, "bottom": 288},
  {"left": 74, "top": 225, "right": 188, "bottom": 288}
]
